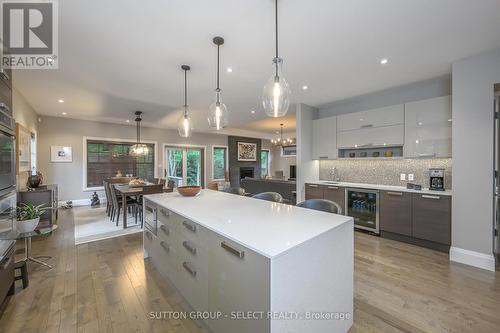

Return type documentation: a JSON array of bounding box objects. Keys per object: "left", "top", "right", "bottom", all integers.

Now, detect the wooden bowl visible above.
[{"left": 177, "top": 186, "right": 202, "bottom": 197}]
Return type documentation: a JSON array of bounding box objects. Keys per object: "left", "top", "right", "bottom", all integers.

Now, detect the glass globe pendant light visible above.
[
  {"left": 130, "top": 111, "right": 149, "bottom": 156},
  {"left": 178, "top": 65, "right": 193, "bottom": 138},
  {"left": 263, "top": 0, "right": 291, "bottom": 118},
  {"left": 208, "top": 36, "right": 229, "bottom": 130}
]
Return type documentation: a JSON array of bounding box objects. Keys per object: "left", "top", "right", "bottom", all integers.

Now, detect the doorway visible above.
[{"left": 164, "top": 145, "right": 206, "bottom": 187}]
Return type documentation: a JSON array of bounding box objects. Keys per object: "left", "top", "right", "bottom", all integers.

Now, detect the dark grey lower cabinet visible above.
[
  {"left": 380, "top": 191, "right": 412, "bottom": 236},
  {"left": 323, "top": 186, "right": 345, "bottom": 212},
  {"left": 412, "top": 193, "right": 451, "bottom": 245},
  {"left": 305, "top": 184, "right": 324, "bottom": 200}
]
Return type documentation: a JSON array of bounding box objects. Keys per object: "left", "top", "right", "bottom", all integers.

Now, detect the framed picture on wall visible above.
[
  {"left": 51, "top": 146, "right": 73, "bottom": 162},
  {"left": 237, "top": 142, "right": 257, "bottom": 161},
  {"left": 281, "top": 145, "right": 296, "bottom": 157}
]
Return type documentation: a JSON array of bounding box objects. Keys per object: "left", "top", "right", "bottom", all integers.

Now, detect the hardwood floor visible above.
[{"left": 0, "top": 208, "right": 499, "bottom": 333}]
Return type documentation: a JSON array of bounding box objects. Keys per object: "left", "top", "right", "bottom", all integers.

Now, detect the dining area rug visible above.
[{"left": 73, "top": 205, "right": 142, "bottom": 245}]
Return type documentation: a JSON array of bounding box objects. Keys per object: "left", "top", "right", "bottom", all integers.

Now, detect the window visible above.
[
  {"left": 165, "top": 146, "right": 205, "bottom": 187},
  {"left": 261, "top": 149, "right": 270, "bottom": 178},
  {"left": 86, "top": 139, "right": 155, "bottom": 188},
  {"left": 212, "top": 146, "right": 227, "bottom": 181}
]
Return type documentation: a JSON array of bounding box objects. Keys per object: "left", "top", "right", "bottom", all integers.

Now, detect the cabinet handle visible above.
[
  {"left": 159, "top": 224, "right": 169, "bottom": 236},
  {"left": 0, "top": 69, "right": 10, "bottom": 81},
  {"left": 160, "top": 208, "right": 170, "bottom": 217},
  {"left": 308, "top": 184, "right": 318, "bottom": 188},
  {"left": 145, "top": 206, "right": 154, "bottom": 213},
  {"left": 0, "top": 102, "right": 10, "bottom": 114},
  {"left": 418, "top": 153, "right": 436, "bottom": 158},
  {"left": 221, "top": 241, "right": 245, "bottom": 259},
  {"left": 182, "top": 262, "right": 196, "bottom": 277},
  {"left": 319, "top": 156, "right": 328, "bottom": 159},
  {"left": 387, "top": 191, "right": 403, "bottom": 196},
  {"left": 327, "top": 186, "right": 339, "bottom": 190},
  {"left": 182, "top": 221, "right": 196, "bottom": 232},
  {"left": 182, "top": 241, "right": 197, "bottom": 255},
  {"left": 145, "top": 231, "right": 153, "bottom": 240},
  {"left": 422, "top": 194, "right": 440, "bottom": 200},
  {"left": 360, "top": 124, "right": 373, "bottom": 129},
  {"left": 160, "top": 241, "right": 170, "bottom": 253}
]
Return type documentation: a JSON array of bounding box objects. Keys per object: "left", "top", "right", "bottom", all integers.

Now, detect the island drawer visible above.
[
  {"left": 173, "top": 255, "right": 208, "bottom": 312},
  {"left": 156, "top": 206, "right": 174, "bottom": 226},
  {"left": 174, "top": 237, "right": 208, "bottom": 271},
  {"left": 172, "top": 214, "right": 210, "bottom": 245}
]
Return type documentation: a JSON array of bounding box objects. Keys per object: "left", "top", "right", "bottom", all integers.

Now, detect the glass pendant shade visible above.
[
  {"left": 208, "top": 93, "right": 228, "bottom": 130},
  {"left": 178, "top": 110, "right": 193, "bottom": 138},
  {"left": 263, "top": 58, "right": 291, "bottom": 118}
]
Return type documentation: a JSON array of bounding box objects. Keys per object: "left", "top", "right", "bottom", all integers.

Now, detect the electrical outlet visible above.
[
  {"left": 408, "top": 174, "right": 414, "bottom": 181},
  {"left": 400, "top": 173, "right": 406, "bottom": 181}
]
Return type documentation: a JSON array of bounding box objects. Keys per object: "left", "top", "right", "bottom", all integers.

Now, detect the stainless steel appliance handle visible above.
[
  {"left": 387, "top": 191, "right": 403, "bottom": 196},
  {"left": 360, "top": 124, "right": 373, "bottom": 129},
  {"left": 0, "top": 256, "right": 12, "bottom": 270},
  {"left": 422, "top": 194, "right": 441, "bottom": 200},
  {"left": 182, "top": 262, "right": 196, "bottom": 277},
  {"left": 308, "top": 184, "right": 318, "bottom": 188},
  {"left": 160, "top": 241, "right": 170, "bottom": 252},
  {"left": 159, "top": 224, "right": 169, "bottom": 236},
  {"left": 182, "top": 241, "right": 197, "bottom": 255},
  {"left": 221, "top": 241, "right": 245, "bottom": 259},
  {"left": 145, "top": 205, "right": 154, "bottom": 213},
  {"left": 182, "top": 220, "right": 196, "bottom": 232},
  {"left": 327, "top": 186, "right": 339, "bottom": 190}
]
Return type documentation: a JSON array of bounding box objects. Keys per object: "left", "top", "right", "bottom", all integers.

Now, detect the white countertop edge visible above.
[
  {"left": 307, "top": 181, "right": 452, "bottom": 196},
  {"left": 145, "top": 193, "right": 353, "bottom": 259}
]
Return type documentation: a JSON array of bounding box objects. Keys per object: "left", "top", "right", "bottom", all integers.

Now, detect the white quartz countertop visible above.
[
  {"left": 145, "top": 190, "right": 353, "bottom": 259},
  {"left": 307, "top": 180, "right": 452, "bottom": 196}
]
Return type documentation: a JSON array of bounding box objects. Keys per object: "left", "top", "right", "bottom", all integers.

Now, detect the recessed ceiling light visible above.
[
  {"left": 418, "top": 122, "right": 423, "bottom": 126},
  {"left": 380, "top": 58, "right": 389, "bottom": 65},
  {"left": 448, "top": 118, "right": 452, "bottom": 122},
  {"left": 227, "top": 67, "right": 233, "bottom": 73},
  {"left": 58, "top": 99, "right": 64, "bottom": 103},
  {"left": 61, "top": 112, "right": 67, "bottom": 115},
  {"left": 302, "top": 85, "right": 308, "bottom": 90},
  {"left": 126, "top": 119, "right": 130, "bottom": 123},
  {"left": 250, "top": 110, "right": 256, "bottom": 114}
]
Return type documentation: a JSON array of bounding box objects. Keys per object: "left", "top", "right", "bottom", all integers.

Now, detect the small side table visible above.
[{"left": 0, "top": 224, "right": 58, "bottom": 269}]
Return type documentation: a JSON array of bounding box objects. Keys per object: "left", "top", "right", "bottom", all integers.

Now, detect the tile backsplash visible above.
[{"left": 319, "top": 158, "right": 452, "bottom": 189}]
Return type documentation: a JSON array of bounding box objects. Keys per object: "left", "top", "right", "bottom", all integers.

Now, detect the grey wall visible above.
[
  {"left": 227, "top": 136, "right": 261, "bottom": 187},
  {"left": 317, "top": 75, "right": 451, "bottom": 118},
  {"left": 262, "top": 139, "right": 297, "bottom": 180},
  {"left": 37, "top": 116, "right": 228, "bottom": 201},
  {"left": 452, "top": 48, "right": 500, "bottom": 259},
  {"left": 319, "top": 158, "right": 451, "bottom": 189}
]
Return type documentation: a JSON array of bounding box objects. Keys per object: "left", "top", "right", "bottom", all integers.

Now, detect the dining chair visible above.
[
  {"left": 103, "top": 180, "right": 111, "bottom": 217},
  {"left": 109, "top": 184, "right": 138, "bottom": 226},
  {"left": 296, "top": 199, "right": 343, "bottom": 214},
  {"left": 224, "top": 187, "right": 246, "bottom": 195},
  {"left": 252, "top": 192, "right": 283, "bottom": 203}
]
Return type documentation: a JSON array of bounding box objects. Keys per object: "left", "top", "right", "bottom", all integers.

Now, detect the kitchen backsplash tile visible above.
[{"left": 319, "top": 158, "right": 452, "bottom": 189}]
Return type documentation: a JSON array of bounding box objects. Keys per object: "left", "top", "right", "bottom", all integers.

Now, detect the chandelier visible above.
[
  {"left": 130, "top": 111, "right": 149, "bottom": 156},
  {"left": 271, "top": 124, "right": 295, "bottom": 147}
]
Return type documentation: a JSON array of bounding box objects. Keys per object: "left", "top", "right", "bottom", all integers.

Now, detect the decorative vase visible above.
[
  {"left": 17, "top": 217, "right": 40, "bottom": 233},
  {"left": 27, "top": 171, "right": 43, "bottom": 189}
]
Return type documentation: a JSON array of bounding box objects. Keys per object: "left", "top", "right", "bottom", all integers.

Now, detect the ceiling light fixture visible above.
[
  {"left": 302, "top": 85, "right": 308, "bottom": 90},
  {"left": 58, "top": 99, "right": 64, "bottom": 103},
  {"left": 130, "top": 111, "right": 149, "bottom": 156},
  {"left": 226, "top": 67, "right": 233, "bottom": 73},
  {"left": 380, "top": 58, "right": 389, "bottom": 65},
  {"left": 271, "top": 123, "right": 294, "bottom": 147},
  {"left": 126, "top": 119, "right": 130, "bottom": 123},
  {"left": 178, "top": 65, "right": 193, "bottom": 138},
  {"left": 61, "top": 112, "right": 67, "bottom": 115},
  {"left": 251, "top": 110, "right": 256, "bottom": 114},
  {"left": 263, "top": 0, "right": 291, "bottom": 118},
  {"left": 208, "top": 37, "right": 229, "bottom": 131}
]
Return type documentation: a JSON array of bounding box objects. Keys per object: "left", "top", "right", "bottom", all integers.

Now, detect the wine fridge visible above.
[{"left": 346, "top": 188, "right": 379, "bottom": 234}]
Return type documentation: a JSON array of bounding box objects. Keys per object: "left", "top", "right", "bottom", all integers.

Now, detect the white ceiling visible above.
[{"left": 13, "top": 0, "right": 500, "bottom": 135}]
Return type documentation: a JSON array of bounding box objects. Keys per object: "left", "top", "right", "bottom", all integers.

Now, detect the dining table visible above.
[{"left": 114, "top": 183, "right": 172, "bottom": 228}]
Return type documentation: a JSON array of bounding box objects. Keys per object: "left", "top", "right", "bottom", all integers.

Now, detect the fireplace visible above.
[{"left": 239, "top": 167, "right": 254, "bottom": 180}]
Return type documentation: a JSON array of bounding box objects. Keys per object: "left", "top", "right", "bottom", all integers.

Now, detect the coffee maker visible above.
[{"left": 429, "top": 168, "right": 445, "bottom": 191}]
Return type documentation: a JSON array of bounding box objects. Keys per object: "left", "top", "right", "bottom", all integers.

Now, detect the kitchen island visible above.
[{"left": 143, "top": 189, "right": 353, "bottom": 333}]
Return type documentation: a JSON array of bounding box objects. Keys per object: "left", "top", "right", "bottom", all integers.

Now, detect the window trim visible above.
[
  {"left": 162, "top": 143, "right": 207, "bottom": 188},
  {"left": 82, "top": 136, "right": 158, "bottom": 192},
  {"left": 261, "top": 149, "right": 271, "bottom": 178},
  {"left": 211, "top": 145, "right": 228, "bottom": 181}
]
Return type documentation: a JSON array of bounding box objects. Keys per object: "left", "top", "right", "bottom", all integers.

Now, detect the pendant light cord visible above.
[
  {"left": 184, "top": 68, "right": 188, "bottom": 116},
  {"left": 216, "top": 44, "right": 220, "bottom": 103},
  {"left": 275, "top": 0, "right": 279, "bottom": 78}
]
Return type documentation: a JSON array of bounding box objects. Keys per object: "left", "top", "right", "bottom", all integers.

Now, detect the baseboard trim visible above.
[
  {"left": 58, "top": 198, "right": 107, "bottom": 207},
  {"left": 449, "top": 246, "right": 495, "bottom": 272}
]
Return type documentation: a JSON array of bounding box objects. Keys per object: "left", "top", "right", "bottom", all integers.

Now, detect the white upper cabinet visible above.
[
  {"left": 404, "top": 95, "right": 452, "bottom": 158},
  {"left": 337, "top": 124, "right": 404, "bottom": 149},
  {"left": 312, "top": 116, "right": 337, "bottom": 159},
  {"left": 337, "top": 104, "right": 404, "bottom": 131}
]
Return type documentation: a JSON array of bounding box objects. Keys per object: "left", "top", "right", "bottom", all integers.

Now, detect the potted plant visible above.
[{"left": 16, "top": 202, "right": 47, "bottom": 233}]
